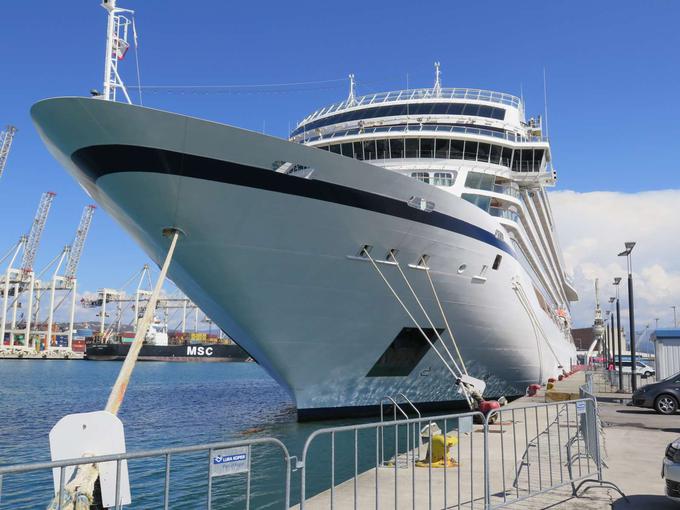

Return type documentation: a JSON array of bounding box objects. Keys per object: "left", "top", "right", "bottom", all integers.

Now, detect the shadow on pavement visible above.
[{"left": 613, "top": 494, "right": 676, "bottom": 508}]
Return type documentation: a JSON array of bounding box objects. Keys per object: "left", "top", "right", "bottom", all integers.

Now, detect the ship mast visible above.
[{"left": 101, "top": 0, "right": 134, "bottom": 103}]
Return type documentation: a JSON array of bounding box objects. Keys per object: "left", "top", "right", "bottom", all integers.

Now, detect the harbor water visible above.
[{"left": 0, "top": 360, "right": 415, "bottom": 509}]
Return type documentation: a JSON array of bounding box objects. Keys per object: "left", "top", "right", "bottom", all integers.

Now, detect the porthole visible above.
[{"left": 457, "top": 264, "right": 467, "bottom": 274}]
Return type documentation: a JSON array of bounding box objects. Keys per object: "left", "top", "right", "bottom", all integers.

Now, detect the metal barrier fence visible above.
[
  {"left": 299, "top": 409, "right": 487, "bottom": 509},
  {"left": 299, "top": 398, "right": 622, "bottom": 510},
  {"left": 0, "top": 438, "right": 291, "bottom": 510},
  {"left": 587, "top": 368, "right": 656, "bottom": 394}
]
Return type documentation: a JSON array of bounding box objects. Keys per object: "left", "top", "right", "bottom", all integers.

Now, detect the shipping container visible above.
[{"left": 653, "top": 329, "right": 680, "bottom": 379}]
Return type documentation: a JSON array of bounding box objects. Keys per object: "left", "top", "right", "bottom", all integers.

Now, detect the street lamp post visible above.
[
  {"left": 613, "top": 277, "right": 624, "bottom": 391},
  {"left": 605, "top": 310, "right": 612, "bottom": 366},
  {"left": 618, "top": 242, "right": 637, "bottom": 391},
  {"left": 609, "top": 305, "right": 615, "bottom": 369},
  {"left": 672, "top": 306, "right": 677, "bottom": 328}
]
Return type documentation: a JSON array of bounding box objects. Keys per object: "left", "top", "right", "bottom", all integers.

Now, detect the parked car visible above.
[
  {"left": 614, "top": 360, "right": 656, "bottom": 377},
  {"left": 663, "top": 438, "right": 680, "bottom": 502},
  {"left": 631, "top": 371, "right": 680, "bottom": 414}
]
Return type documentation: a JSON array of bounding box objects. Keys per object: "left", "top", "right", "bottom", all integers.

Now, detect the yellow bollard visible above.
[{"left": 416, "top": 434, "right": 460, "bottom": 468}]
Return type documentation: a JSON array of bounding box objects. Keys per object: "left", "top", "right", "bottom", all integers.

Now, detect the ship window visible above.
[
  {"left": 341, "top": 143, "right": 353, "bottom": 157},
  {"left": 462, "top": 104, "right": 480, "bottom": 116},
  {"left": 420, "top": 138, "right": 434, "bottom": 158},
  {"left": 375, "top": 139, "right": 387, "bottom": 159},
  {"left": 405, "top": 138, "right": 419, "bottom": 158},
  {"left": 464, "top": 141, "right": 478, "bottom": 160},
  {"left": 462, "top": 193, "right": 491, "bottom": 212},
  {"left": 290, "top": 102, "right": 506, "bottom": 137},
  {"left": 512, "top": 150, "right": 520, "bottom": 171},
  {"left": 448, "top": 103, "right": 464, "bottom": 115},
  {"left": 450, "top": 140, "right": 464, "bottom": 159},
  {"left": 465, "top": 171, "right": 495, "bottom": 191},
  {"left": 435, "top": 139, "right": 449, "bottom": 158},
  {"left": 478, "top": 105, "right": 493, "bottom": 118},
  {"left": 433, "top": 172, "right": 455, "bottom": 186},
  {"left": 501, "top": 147, "right": 512, "bottom": 167},
  {"left": 492, "top": 254, "right": 502, "bottom": 270},
  {"left": 490, "top": 145, "right": 502, "bottom": 164},
  {"left": 491, "top": 108, "right": 505, "bottom": 120},
  {"left": 533, "top": 149, "right": 545, "bottom": 170},
  {"left": 390, "top": 138, "right": 404, "bottom": 158},
  {"left": 330, "top": 144, "right": 341, "bottom": 154},
  {"left": 411, "top": 172, "right": 430, "bottom": 183},
  {"left": 353, "top": 142, "right": 364, "bottom": 160},
  {"left": 366, "top": 327, "right": 443, "bottom": 377},
  {"left": 478, "top": 143, "right": 491, "bottom": 163},
  {"left": 520, "top": 149, "right": 533, "bottom": 172},
  {"left": 363, "top": 140, "right": 377, "bottom": 160}
]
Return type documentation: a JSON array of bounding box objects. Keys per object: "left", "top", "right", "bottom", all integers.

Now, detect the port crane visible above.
[
  {"left": 0, "top": 192, "right": 56, "bottom": 350},
  {"left": 30, "top": 205, "right": 96, "bottom": 350},
  {"left": 81, "top": 265, "right": 201, "bottom": 339},
  {"left": 0, "top": 125, "right": 17, "bottom": 181}
]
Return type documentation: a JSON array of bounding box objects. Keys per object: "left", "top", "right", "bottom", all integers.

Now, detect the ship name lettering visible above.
[{"left": 187, "top": 346, "right": 214, "bottom": 356}]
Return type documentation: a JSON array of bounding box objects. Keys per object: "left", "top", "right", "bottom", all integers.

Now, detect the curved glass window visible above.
[
  {"left": 292, "top": 102, "right": 506, "bottom": 136},
  {"left": 317, "top": 138, "right": 543, "bottom": 171}
]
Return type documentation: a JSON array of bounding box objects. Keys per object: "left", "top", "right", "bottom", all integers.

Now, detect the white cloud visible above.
[{"left": 550, "top": 189, "right": 680, "bottom": 336}]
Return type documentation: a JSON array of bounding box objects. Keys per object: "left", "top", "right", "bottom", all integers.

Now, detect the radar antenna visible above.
[
  {"left": 433, "top": 62, "right": 442, "bottom": 97},
  {"left": 101, "top": 0, "right": 135, "bottom": 103},
  {"left": 0, "top": 125, "right": 17, "bottom": 181},
  {"left": 347, "top": 73, "right": 356, "bottom": 105}
]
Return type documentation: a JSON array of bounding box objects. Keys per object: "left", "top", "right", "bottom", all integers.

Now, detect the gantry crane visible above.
[
  {"left": 0, "top": 125, "right": 17, "bottom": 181},
  {"left": 0, "top": 192, "right": 57, "bottom": 350},
  {"left": 81, "top": 264, "right": 202, "bottom": 338}
]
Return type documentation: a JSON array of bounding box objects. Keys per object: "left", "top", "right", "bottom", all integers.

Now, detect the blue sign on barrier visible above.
[{"left": 210, "top": 446, "right": 250, "bottom": 477}]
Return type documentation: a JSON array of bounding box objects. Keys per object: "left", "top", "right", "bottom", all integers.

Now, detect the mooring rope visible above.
[
  {"left": 424, "top": 268, "right": 468, "bottom": 376},
  {"left": 45, "top": 230, "right": 181, "bottom": 509},
  {"left": 362, "top": 249, "right": 474, "bottom": 408}
]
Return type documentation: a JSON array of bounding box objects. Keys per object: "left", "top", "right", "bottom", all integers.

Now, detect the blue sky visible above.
[{"left": 1, "top": 0, "right": 678, "bottom": 327}]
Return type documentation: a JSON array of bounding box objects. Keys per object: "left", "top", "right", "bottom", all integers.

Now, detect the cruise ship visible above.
[{"left": 30, "top": 5, "right": 577, "bottom": 419}]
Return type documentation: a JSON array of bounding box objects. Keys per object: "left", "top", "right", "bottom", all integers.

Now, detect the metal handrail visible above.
[
  {"left": 0, "top": 437, "right": 292, "bottom": 510},
  {"left": 295, "top": 123, "right": 548, "bottom": 145},
  {"left": 298, "top": 87, "right": 522, "bottom": 126}
]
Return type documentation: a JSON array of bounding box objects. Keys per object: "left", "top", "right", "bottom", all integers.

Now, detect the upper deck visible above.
[
  {"left": 300, "top": 87, "right": 522, "bottom": 125},
  {"left": 291, "top": 87, "right": 526, "bottom": 140}
]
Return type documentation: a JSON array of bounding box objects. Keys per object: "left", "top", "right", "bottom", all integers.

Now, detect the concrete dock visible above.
[{"left": 298, "top": 371, "right": 678, "bottom": 509}]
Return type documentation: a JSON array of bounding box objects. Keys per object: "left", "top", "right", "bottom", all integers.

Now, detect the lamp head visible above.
[
  {"left": 609, "top": 297, "right": 615, "bottom": 303},
  {"left": 613, "top": 277, "right": 622, "bottom": 285},
  {"left": 625, "top": 241, "right": 636, "bottom": 250}
]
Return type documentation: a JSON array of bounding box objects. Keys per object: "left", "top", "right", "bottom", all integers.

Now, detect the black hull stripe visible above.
[{"left": 72, "top": 144, "right": 514, "bottom": 256}]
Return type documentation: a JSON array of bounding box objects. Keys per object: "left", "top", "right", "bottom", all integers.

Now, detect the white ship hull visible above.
[{"left": 32, "top": 98, "right": 576, "bottom": 419}]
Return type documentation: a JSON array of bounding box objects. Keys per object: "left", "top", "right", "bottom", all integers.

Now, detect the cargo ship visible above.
[{"left": 85, "top": 323, "right": 251, "bottom": 362}]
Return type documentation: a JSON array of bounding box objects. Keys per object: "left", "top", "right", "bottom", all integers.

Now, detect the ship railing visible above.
[
  {"left": 296, "top": 123, "right": 549, "bottom": 144},
  {"left": 299, "top": 87, "right": 522, "bottom": 126},
  {"left": 0, "top": 437, "right": 291, "bottom": 510},
  {"left": 379, "top": 395, "right": 423, "bottom": 467},
  {"left": 299, "top": 398, "right": 623, "bottom": 510}
]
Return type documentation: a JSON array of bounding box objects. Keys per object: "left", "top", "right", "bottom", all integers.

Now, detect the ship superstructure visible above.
[{"left": 293, "top": 66, "right": 578, "bottom": 328}]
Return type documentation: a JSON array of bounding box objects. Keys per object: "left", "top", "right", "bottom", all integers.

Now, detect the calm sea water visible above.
[{"left": 0, "top": 360, "right": 394, "bottom": 509}]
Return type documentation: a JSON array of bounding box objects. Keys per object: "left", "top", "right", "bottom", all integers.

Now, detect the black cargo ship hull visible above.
[{"left": 85, "top": 343, "right": 250, "bottom": 362}]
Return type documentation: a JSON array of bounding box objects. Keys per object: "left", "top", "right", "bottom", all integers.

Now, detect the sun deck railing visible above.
[
  {"left": 300, "top": 87, "right": 522, "bottom": 127},
  {"left": 296, "top": 124, "right": 548, "bottom": 145}
]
